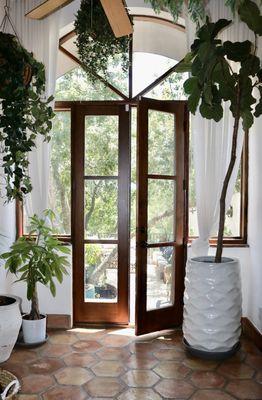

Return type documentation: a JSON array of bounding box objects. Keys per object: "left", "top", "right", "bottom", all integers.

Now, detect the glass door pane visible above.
[
  {"left": 72, "top": 103, "right": 130, "bottom": 325},
  {"left": 136, "top": 98, "right": 188, "bottom": 335}
]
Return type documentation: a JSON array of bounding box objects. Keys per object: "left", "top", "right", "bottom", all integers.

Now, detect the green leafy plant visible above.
[
  {"left": 146, "top": 0, "right": 261, "bottom": 25},
  {"left": 0, "top": 32, "right": 54, "bottom": 202},
  {"left": 0, "top": 210, "right": 70, "bottom": 320},
  {"left": 74, "top": 0, "right": 130, "bottom": 82},
  {"left": 179, "top": 0, "right": 262, "bottom": 262}
]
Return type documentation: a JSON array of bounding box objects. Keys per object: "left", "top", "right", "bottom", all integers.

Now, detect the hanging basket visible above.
[{"left": 0, "top": 370, "right": 20, "bottom": 400}]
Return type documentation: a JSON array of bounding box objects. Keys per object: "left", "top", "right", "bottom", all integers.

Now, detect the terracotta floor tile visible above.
[
  {"left": 183, "top": 357, "right": 219, "bottom": 370},
  {"left": 154, "top": 361, "right": 190, "bottom": 379},
  {"left": 129, "top": 341, "right": 166, "bottom": 354},
  {"left": 118, "top": 388, "right": 162, "bottom": 400},
  {"left": 155, "top": 379, "right": 195, "bottom": 399},
  {"left": 72, "top": 340, "right": 102, "bottom": 352},
  {"left": 191, "top": 389, "right": 236, "bottom": 400},
  {"left": 121, "top": 370, "right": 159, "bottom": 387},
  {"left": 153, "top": 348, "right": 185, "bottom": 360},
  {"left": 245, "top": 354, "right": 262, "bottom": 370},
  {"left": 241, "top": 338, "right": 261, "bottom": 355},
  {"left": 27, "top": 357, "right": 64, "bottom": 374},
  {"left": 125, "top": 354, "right": 158, "bottom": 369},
  {"left": 55, "top": 366, "right": 93, "bottom": 385},
  {"left": 226, "top": 379, "right": 262, "bottom": 399},
  {"left": 97, "top": 347, "right": 130, "bottom": 361},
  {"left": 91, "top": 360, "right": 125, "bottom": 377},
  {"left": 0, "top": 362, "right": 29, "bottom": 378},
  {"left": 9, "top": 349, "right": 38, "bottom": 364},
  {"left": 217, "top": 361, "right": 255, "bottom": 379},
  {"left": 40, "top": 343, "right": 72, "bottom": 358},
  {"left": 100, "top": 334, "right": 132, "bottom": 348},
  {"left": 190, "top": 371, "right": 226, "bottom": 388},
  {"left": 3, "top": 328, "right": 260, "bottom": 400},
  {"left": 48, "top": 332, "right": 78, "bottom": 345},
  {"left": 21, "top": 374, "right": 54, "bottom": 394},
  {"left": 42, "top": 385, "right": 87, "bottom": 399},
  {"left": 63, "top": 351, "right": 96, "bottom": 367},
  {"left": 84, "top": 377, "right": 125, "bottom": 397}
]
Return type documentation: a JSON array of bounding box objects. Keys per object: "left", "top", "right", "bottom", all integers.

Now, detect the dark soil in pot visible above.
[{"left": 0, "top": 295, "right": 16, "bottom": 306}]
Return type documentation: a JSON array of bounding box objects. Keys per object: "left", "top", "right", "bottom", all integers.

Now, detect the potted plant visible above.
[
  {"left": 0, "top": 32, "right": 54, "bottom": 202},
  {"left": 0, "top": 210, "right": 70, "bottom": 344},
  {"left": 178, "top": 1, "right": 262, "bottom": 357}
]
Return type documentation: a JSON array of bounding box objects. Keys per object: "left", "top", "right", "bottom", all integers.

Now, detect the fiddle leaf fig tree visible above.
[
  {"left": 179, "top": 0, "right": 262, "bottom": 262},
  {"left": 0, "top": 32, "right": 55, "bottom": 202}
]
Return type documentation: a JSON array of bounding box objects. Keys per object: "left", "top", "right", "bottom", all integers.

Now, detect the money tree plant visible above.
[
  {"left": 1, "top": 210, "right": 70, "bottom": 320},
  {"left": 178, "top": 0, "right": 262, "bottom": 262}
]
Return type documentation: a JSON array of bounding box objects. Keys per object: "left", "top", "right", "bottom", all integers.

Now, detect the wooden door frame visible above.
[
  {"left": 136, "top": 98, "right": 189, "bottom": 335},
  {"left": 71, "top": 102, "right": 131, "bottom": 325}
]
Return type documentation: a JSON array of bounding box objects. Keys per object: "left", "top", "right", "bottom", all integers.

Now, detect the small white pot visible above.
[
  {"left": 22, "top": 315, "right": 46, "bottom": 344},
  {"left": 183, "top": 256, "right": 242, "bottom": 353},
  {"left": 0, "top": 295, "right": 22, "bottom": 363}
]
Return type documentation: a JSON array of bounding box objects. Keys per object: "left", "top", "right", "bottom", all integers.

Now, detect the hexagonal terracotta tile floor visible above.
[{"left": 0, "top": 328, "right": 260, "bottom": 399}]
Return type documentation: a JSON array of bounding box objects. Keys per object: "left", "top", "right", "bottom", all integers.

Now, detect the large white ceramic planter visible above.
[
  {"left": 22, "top": 315, "right": 46, "bottom": 344},
  {"left": 183, "top": 256, "right": 242, "bottom": 353},
  {"left": 0, "top": 295, "right": 22, "bottom": 363}
]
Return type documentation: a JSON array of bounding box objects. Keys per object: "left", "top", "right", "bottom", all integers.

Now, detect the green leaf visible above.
[
  {"left": 184, "top": 77, "right": 199, "bottom": 94},
  {"left": 238, "top": 0, "right": 262, "bottom": 36},
  {"left": 199, "top": 99, "right": 223, "bottom": 122},
  {"left": 241, "top": 109, "right": 254, "bottom": 130},
  {"left": 240, "top": 55, "right": 260, "bottom": 76},
  {"left": 254, "top": 87, "right": 262, "bottom": 117},
  {"left": 224, "top": 40, "right": 252, "bottom": 62},
  {"left": 50, "top": 280, "right": 56, "bottom": 297},
  {"left": 188, "top": 86, "right": 201, "bottom": 114},
  {"left": 211, "top": 19, "right": 232, "bottom": 38}
]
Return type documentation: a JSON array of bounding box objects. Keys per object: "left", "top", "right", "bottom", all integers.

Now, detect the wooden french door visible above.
[
  {"left": 136, "top": 98, "right": 188, "bottom": 335},
  {"left": 72, "top": 103, "right": 130, "bottom": 324}
]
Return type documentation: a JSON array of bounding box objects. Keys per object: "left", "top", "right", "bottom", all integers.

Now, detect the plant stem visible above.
[
  {"left": 215, "top": 87, "right": 241, "bottom": 263},
  {"left": 29, "top": 285, "right": 40, "bottom": 320}
]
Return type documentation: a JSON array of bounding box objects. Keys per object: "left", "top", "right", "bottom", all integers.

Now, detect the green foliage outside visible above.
[{"left": 1, "top": 210, "right": 70, "bottom": 320}]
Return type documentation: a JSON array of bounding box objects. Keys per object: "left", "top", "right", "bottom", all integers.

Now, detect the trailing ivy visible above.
[
  {"left": 0, "top": 32, "right": 54, "bottom": 202},
  {"left": 74, "top": 0, "right": 130, "bottom": 82}
]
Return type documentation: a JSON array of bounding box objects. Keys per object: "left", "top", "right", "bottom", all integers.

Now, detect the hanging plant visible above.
[
  {"left": 74, "top": 0, "right": 130, "bottom": 82},
  {"left": 0, "top": 32, "right": 54, "bottom": 202}
]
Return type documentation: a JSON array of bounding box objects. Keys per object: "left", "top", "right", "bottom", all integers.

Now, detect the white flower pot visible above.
[
  {"left": 22, "top": 315, "right": 46, "bottom": 344},
  {"left": 0, "top": 295, "right": 22, "bottom": 363},
  {"left": 183, "top": 256, "right": 242, "bottom": 353}
]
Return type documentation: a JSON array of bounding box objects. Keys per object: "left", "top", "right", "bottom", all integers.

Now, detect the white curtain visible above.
[{"left": 188, "top": 0, "right": 255, "bottom": 256}]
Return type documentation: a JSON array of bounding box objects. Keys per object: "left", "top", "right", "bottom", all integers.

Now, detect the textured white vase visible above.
[
  {"left": 22, "top": 315, "right": 46, "bottom": 344},
  {"left": 183, "top": 256, "right": 242, "bottom": 352},
  {"left": 0, "top": 295, "right": 22, "bottom": 363}
]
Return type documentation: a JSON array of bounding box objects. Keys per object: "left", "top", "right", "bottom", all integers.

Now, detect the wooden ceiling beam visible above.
[
  {"left": 26, "top": 0, "right": 74, "bottom": 20},
  {"left": 99, "top": 0, "right": 133, "bottom": 38}
]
